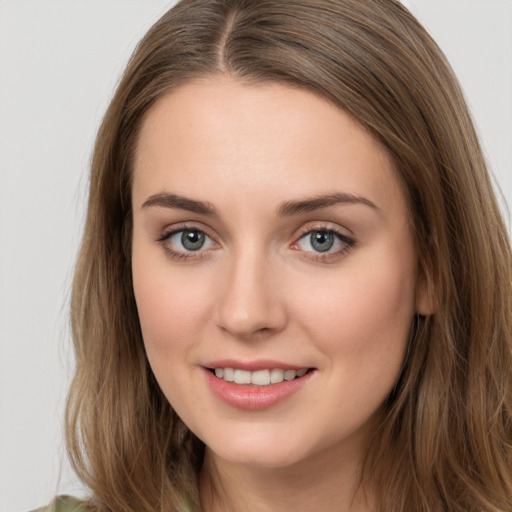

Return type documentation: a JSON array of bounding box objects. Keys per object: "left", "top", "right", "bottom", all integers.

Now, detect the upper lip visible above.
[{"left": 204, "top": 359, "right": 312, "bottom": 371}]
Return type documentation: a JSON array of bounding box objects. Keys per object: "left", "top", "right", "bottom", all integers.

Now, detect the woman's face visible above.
[{"left": 131, "top": 77, "right": 427, "bottom": 470}]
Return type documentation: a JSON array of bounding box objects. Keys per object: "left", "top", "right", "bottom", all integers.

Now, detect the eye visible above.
[
  {"left": 158, "top": 227, "right": 217, "bottom": 259},
  {"left": 294, "top": 229, "right": 355, "bottom": 255},
  {"left": 172, "top": 229, "right": 213, "bottom": 251}
]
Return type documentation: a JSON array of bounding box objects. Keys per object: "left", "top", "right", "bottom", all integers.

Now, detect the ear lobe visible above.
[{"left": 415, "top": 270, "right": 436, "bottom": 316}]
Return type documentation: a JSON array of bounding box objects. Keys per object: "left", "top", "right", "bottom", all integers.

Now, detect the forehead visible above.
[{"left": 132, "top": 76, "right": 403, "bottom": 212}]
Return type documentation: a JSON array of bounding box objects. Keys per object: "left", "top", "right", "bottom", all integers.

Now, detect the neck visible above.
[{"left": 199, "top": 442, "right": 376, "bottom": 512}]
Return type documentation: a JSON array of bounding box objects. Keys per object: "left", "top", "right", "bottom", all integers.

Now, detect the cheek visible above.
[
  {"left": 134, "top": 275, "right": 180, "bottom": 349},
  {"left": 132, "top": 263, "right": 214, "bottom": 419},
  {"left": 131, "top": 252, "right": 214, "bottom": 366},
  {"left": 292, "top": 245, "right": 417, "bottom": 371}
]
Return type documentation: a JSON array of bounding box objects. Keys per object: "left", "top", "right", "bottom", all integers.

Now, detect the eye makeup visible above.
[
  {"left": 290, "top": 223, "right": 356, "bottom": 263},
  {"left": 156, "top": 220, "right": 356, "bottom": 264},
  {"left": 156, "top": 222, "right": 220, "bottom": 262}
]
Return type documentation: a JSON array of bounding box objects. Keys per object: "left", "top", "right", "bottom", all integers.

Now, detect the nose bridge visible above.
[{"left": 216, "top": 243, "right": 286, "bottom": 337}]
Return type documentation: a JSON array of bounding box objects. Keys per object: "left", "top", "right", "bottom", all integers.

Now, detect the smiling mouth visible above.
[{"left": 209, "top": 367, "right": 313, "bottom": 386}]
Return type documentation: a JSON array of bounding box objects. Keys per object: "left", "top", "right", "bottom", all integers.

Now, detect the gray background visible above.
[{"left": 0, "top": 1, "right": 510, "bottom": 510}]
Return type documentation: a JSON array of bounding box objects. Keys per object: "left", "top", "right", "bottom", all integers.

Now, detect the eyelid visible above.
[
  {"left": 157, "top": 222, "right": 220, "bottom": 260},
  {"left": 156, "top": 220, "right": 355, "bottom": 262},
  {"left": 292, "top": 221, "right": 354, "bottom": 242},
  {"left": 290, "top": 222, "right": 356, "bottom": 260},
  {"left": 157, "top": 221, "right": 218, "bottom": 242}
]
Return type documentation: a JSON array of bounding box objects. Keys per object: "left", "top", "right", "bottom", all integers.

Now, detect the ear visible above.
[{"left": 415, "top": 266, "right": 436, "bottom": 316}]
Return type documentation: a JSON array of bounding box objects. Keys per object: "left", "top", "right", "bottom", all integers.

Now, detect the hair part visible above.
[{"left": 67, "top": 1, "right": 512, "bottom": 510}]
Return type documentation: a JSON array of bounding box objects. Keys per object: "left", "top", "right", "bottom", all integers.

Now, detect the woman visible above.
[{"left": 38, "top": 0, "right": 512, "bottom": 510}]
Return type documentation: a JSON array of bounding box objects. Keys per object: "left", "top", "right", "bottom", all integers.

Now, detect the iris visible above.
[
  {"left": 181, "top": 230, "right": 205, "bottom": 251},
  {"left": 310, "top": 231, "right": 335, "bottom": 252}
]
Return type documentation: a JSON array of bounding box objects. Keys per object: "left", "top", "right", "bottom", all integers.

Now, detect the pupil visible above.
[
  {"left": 182, "top": 230, "right": 205, "bottom": 251},
  {"left": 311, "top": 231, "right": 334, "bottom": 252}
]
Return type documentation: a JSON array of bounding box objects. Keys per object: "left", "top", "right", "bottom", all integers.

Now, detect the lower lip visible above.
[{"left": 204, "top": 369, "right": 314, "bottom": 410}]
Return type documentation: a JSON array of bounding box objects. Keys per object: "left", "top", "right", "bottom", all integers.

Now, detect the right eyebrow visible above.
[
  {"left": 141, "top": 193, "right": 218, "bottom": 216},
  {"left": 277, "top": 192, "right": 379, "bottom": 216}
]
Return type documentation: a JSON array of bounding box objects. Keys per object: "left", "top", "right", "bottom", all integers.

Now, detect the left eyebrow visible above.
[
  {"left": 277, "top": 193, "right": 379, "bottom": 216},
  {"left": 141, "top": 193, "right": 218, "bottom": 216}
]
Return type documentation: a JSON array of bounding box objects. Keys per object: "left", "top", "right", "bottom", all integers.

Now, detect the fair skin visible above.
[{"left": 131, "top": 76, "right": 429, "bottom": 512}]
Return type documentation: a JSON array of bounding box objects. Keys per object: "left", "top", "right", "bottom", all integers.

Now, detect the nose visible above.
[{"left": 215, "top": 249, "right": 287, "bottom": 339}]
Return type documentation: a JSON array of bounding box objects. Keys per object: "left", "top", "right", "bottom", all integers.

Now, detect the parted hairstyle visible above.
[{"left": 66, "top": 0, "right": 512, "bottom": 510}]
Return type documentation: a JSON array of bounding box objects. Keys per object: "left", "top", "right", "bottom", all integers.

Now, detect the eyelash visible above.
[
  {"left": 157, "top": 223, "right": 218, "bottom": 262},
  {"left": 156, "top": 223, "right": 356, "bottom": 263},
  {"left": 292, "top": 226, "right": 356, "bottom": 263}
]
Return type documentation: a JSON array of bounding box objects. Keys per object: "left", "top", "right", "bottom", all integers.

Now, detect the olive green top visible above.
[
  {"left": 31, "top": 494, "right": 196, "bottom": 512},
  {"left": 31, "top": 496, "right": 89, "bottom": 512}
]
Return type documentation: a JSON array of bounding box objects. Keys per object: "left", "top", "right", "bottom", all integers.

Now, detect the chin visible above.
[
  {"left": 213, "top": 447, "right": 306, "bottom": 470},
  {"left": 202, "top": 428, "right": 313, "bottom": 469}
]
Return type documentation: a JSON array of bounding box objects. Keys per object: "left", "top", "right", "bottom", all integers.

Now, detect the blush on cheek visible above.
[
  {"left": 297, "top": 268, "right": 415, "bottom": 392},
  {"left": 133, "top": 267, "right": 216, "bottom": 366}
]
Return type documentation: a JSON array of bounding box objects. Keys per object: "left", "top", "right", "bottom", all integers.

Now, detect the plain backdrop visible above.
[{"left": 0, "top": 1, "right": 510, "bottom": 511}]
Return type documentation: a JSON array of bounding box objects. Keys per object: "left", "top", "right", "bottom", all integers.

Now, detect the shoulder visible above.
[{"left": 30, "top": 496, "right": 91, "bottom": 512}]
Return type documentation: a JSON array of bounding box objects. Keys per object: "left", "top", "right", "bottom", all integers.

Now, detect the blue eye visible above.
[
  {"left": 296, "top": 229, "right": 353, "bottom": 254},
  {"left": 166, "top": 229, "right": 216, "bottom": 253}
]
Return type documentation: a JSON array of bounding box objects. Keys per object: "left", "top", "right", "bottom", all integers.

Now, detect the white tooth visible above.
[
  {"left": 234, "top": 369, "right": 251, "bottom": 384},
  {"left": 223, "top": 368, "right": 235, "bottom": 382},
  {"left": 284, "top": 369, "right": 297, "bottom": 381},
  {"left": 215, "top": 368, "right": 224, "bottom": 378},
  {"left": 270, "top": 368, "right": 284, "bottom": 384},
  {"left": 296, "top": 368, "right": 308, "bottom": 377},
  {"left": 251, "top": 369, "right": 271, "bottom": 386}
]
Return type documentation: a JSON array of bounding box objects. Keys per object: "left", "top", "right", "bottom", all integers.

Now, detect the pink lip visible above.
[{"left": 203, "top": 366, "right": 315, "bottom": 410}]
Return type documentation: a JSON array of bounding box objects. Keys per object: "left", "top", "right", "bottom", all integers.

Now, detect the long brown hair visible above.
[{"left": 67, "top": 1, "right": 512, "bottom": 510}]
